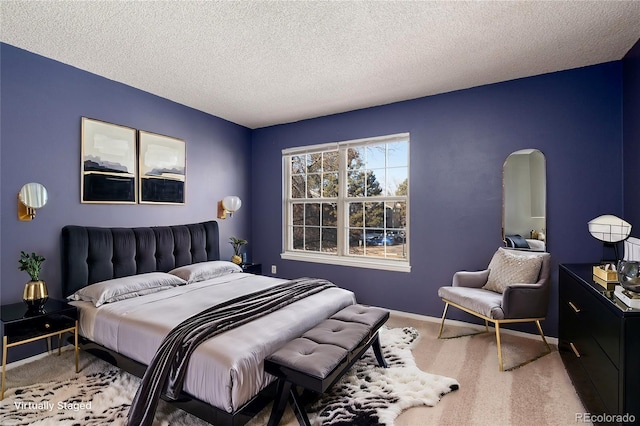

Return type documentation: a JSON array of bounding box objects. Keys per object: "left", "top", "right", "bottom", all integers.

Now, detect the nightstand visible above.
[
  {"left": 241, "top": 263, "right": 262, "bottom": 275},
  {"left": 1, "top": 298, "right": 78, "bottom": 400}
]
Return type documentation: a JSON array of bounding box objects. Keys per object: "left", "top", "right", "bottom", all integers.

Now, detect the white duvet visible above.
[{"left": 70, "top": 272, "right": 356, "bottom": 412}]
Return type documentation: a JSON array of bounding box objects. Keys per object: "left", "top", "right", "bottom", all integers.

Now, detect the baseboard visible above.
[
  {"left": 389, "top": 309, "right": 559, "bottom": 345},
  {"left": 5, "top": 344, "right": 75, "bottom": 371}
]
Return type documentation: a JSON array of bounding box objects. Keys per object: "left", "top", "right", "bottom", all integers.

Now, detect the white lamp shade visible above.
[
  {"left": 222, "top": 196, "right": 242, "bottom": 213},
  {"left": 588, "top": 214, "right": 632, "bottom": 243}
]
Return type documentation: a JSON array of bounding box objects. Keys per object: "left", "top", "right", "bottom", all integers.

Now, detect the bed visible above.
[{"left": 61, "top": 221, "right": 356, "bottom": 425}]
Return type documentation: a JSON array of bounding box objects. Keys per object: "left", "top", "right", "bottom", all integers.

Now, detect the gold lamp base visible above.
[{"left": 23, "top": 280, "right": 48, "bottom": 314}]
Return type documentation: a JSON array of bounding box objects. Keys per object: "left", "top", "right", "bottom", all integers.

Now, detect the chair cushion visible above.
[
  {"left": 483, "top": 248, "right": 542, "bottom": 293},
  {"left": 438, "top": 286, "right": 505, "bottom": 320}
]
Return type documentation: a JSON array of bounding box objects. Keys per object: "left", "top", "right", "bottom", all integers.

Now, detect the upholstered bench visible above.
[{"left": 264, "top": 304, "right": 389, "bottom": 426}]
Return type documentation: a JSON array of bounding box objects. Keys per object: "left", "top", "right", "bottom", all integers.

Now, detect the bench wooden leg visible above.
[
  {"left": 371, "top": 333, "right": 387, "bottom": 368},
  {"left": 267, "top": 379, "right": 291, "bottom": 426},
  {"left": 289, "top": 385, "right": 311, "bottom": 426}
]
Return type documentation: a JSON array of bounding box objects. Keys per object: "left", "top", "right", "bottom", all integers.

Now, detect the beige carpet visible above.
[
  {"left": 0, "top": 312, "right": 588, "bottom": 425},
  {"left": 387, "top": 313, "right": 589, "bottom": 426}
]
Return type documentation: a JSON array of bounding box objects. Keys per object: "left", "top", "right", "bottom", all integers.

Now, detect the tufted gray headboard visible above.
[{"left": 61, "top": 221, "right": 220, "bottom": 297}]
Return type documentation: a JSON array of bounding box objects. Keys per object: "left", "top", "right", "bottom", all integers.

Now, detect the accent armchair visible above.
[{"left": 437, "top": 247, "right": 551, "bottom": 371}]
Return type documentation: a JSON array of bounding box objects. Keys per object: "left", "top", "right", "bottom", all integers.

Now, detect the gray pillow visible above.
[
  {"left": 169, "top": 260, "right": 242, "bottom": 284},
  {"left": 483, "top": 248, "right": 542, "bottom": 293},
  {"left": 68, "top": 272, "right": 186, "bottom": 307}
]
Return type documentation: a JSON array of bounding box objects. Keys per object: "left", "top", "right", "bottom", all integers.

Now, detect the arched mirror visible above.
[{"left": 502, "top": 149, "right": 546, "bottom": 251}]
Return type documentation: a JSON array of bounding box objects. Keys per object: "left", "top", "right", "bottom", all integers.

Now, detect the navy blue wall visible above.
[
  {"left": 623, "top": 39, "right": 640, "bottom": 227},
  {"left": 0, "top": 44, "right": 253, "bottom": 359},
  {"left": 251, "top": 62, "right": 625, "bottom": 337}
]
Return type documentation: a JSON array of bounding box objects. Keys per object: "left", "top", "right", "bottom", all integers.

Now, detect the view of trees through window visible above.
[{"left": 287, "top": 137, "right": 408, "bottom": 261}]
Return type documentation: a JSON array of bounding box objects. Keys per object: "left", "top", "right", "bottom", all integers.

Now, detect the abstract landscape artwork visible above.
[
  {"left": 81, "top": 117, "right": 137, "bottom": 203},
  {"left": 138, "top": 130, "right": 186, "bottom": 204}
]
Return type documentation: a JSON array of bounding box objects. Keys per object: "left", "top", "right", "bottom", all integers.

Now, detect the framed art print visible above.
[
  {"left": 138, "top": 130, "right": 186, "bottom": 204},
  {"left": 81, "top": 117, "right": 137, "bottom": 203}
]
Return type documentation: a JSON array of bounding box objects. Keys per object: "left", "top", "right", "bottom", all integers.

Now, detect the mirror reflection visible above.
[
  {"left": 502, "top": 149, "right": 546, "bottom": 251},
  {"left": 19, "top": 182, "right": 48, "bottom": 208}
]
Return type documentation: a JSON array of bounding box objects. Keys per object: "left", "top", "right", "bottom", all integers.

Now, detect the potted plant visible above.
[
  {"left": 229, "top": 237, "right": 248, "bottom": 265},
  {"left": 19, "top": 251, "right": 48, "bottom": 312}
]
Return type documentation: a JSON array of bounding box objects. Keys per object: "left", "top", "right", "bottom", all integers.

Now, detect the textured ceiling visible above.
[{"left": 2, "top": 1, "right": 640, "bottom": 129}]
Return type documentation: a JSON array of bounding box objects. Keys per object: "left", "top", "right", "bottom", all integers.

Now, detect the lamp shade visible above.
[
  {"left": 588, "top": 215, "right": 632, "bottom": 243},
  {"left": 222, "top": 196, "right": 242, "bottom": 213}
]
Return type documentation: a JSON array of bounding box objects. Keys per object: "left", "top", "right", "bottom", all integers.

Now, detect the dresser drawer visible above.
[
  {"left": 560, "top": 272, "right": 620, "bottom": 365},
  {"left": 559, "top": 300, "right": 619, "bottom": 414}
]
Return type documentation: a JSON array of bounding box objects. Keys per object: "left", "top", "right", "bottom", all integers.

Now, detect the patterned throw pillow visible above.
[{"left": 483, "top": 249, "right": 543, "bottom": 293}]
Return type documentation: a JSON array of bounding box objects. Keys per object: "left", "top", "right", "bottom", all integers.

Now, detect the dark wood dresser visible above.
[{"left": 559, "top": 264, "right": 640, "bottom": 424}]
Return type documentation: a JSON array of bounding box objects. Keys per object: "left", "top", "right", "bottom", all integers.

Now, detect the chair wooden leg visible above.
[
  {"left": 495, "top": 322, "right": 504, "bottom": 372},
  {"left": 437, "top": 303, "right": 449, "bottom": 338},
  {"left": 535, "top": 320, "right": 552, "bottom": 353},
  {"left": 484, "top": 319, "right": 489, "bottom": 332}
]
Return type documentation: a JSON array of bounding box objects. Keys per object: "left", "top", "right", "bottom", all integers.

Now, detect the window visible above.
[{"left": 282, "top": 133, "right": 410, "bottom": 272}]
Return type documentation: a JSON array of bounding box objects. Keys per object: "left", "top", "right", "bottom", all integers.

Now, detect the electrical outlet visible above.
[{"left": 271, "top": 265, "right": 277, "bottom": 274}]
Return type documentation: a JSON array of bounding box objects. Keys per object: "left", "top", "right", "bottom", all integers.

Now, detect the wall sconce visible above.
[
  {"left": 217, "top": 195, "right": 242, "bottom": 219},
  {"left": 18, "top": 182, "right": 48, "bottom": 221}
]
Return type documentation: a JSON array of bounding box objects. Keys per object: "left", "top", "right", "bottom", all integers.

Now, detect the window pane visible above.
[
  {"left": 305, "top": 227, "right": 320, "bottom": 251},
  {"left": 321, "top": 228, "right": 337, "bottom": 252},
  {"left": 387, "top": 201, "right": 406, "bottom": 229},
  {"left": 305, "top": 203, "right": 320, "bottom": 226},
  {"left": 323, "top": 172, "right": 339, "bottom": 197},
  {"left": 292, "top": 203, "right": 304, "bottom": 225},
  {"left": 291, "top": 175, "right": 305, "bottom": 198},
  {"left": 389, "top": 168, "right": 408, "bottom": 196},
  {"left": 366, "top": 144, "right": 386, "bottom": 169},
  {"left": 322, "top": 203, "right": 337, "bottom": 226},
  {"left": 347, "top": 170, "right": 366, "bottom": 197},
  {"left": 323, "top": 151, "right": 338, "bottom": 172},
  {"left": 292, "top": 226, "right": 304, "bottom": 250},
  {"left": 348, "top": 147, "right": 365, "bottom": 170},
  {"left": 291, "top": 155, "right": 305, "bottom": 174},
  {"left": 307, "top": 153, "right": 322, "bottom": 173},
  {"left": 307, "top": 174, "right": 321, "bottom": 198},
  {"left": 349, "top": 229, "right": 364, "bottom": 254},
  {"left": 349, "top": 202, "right": 363, "bottom": 227},
  {"left": 365, "top": 202, "right": 384, "bottom": 227},
  {"left": 387, "top": 141, "right": 408, "bottom": 167},
  {"left": 366, "top": 169, "right": 385, "bottom": 197}
]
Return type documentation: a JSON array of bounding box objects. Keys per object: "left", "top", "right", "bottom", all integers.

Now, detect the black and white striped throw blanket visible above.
[{"left": 127, "top": 277, "right": 336, "bottom": 426}]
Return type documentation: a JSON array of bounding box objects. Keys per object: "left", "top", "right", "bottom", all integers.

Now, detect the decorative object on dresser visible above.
[
  {"left": 18, "top": 251, "right": 48, "bottom": 313},
  {"left": 588, "top": 214, "right": 632, "bottom": 262},
  {"left": 17, "top": 182, "right": 48, "bottom": 221},
  {"left": 558, "top": 264, "right": 640, "bottom": 423},
  {"left": 1, "top": 299, "right": 78, "bottom": 400},
  {"left": 437, "top": 247, "right": 552, "bottom": 371}
]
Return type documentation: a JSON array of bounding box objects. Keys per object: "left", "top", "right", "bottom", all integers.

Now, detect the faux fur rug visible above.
[{"left": 0, "top": 327, "right": 458, "bottom": 426}]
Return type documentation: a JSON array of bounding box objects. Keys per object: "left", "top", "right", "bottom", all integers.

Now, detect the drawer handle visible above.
[
  {"left": 568, "top": 301, "right": 581, "bottom": 313},
  {"left": 569, "top": 342, "right": 581, "bottom": 358},
  {"left": 44, "top": 323, "right": 51, "bottom": 329}
]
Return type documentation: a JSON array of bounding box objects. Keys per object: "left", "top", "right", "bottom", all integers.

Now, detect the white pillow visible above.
[
  {"left": 169, "top": 260, "right": 242, "bottom": 284},
  {"left": 483, "top": 249, "right": 543, "bottom": 293},
  {"left": 68, "top": 272, "right": 186, "bottom": 307}
]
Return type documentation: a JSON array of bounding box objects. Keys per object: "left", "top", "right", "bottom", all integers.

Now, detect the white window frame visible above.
[{"left": 281, "top": 133, "right": 410, "bottom": 272}]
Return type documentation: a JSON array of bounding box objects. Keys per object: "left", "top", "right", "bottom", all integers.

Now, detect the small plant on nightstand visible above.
[
  {"left": 229, "top": 237, "right": 248, "bottom": 265},
  {"left": 18, "top": 251, "right": 48, "bottom": 312}
]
